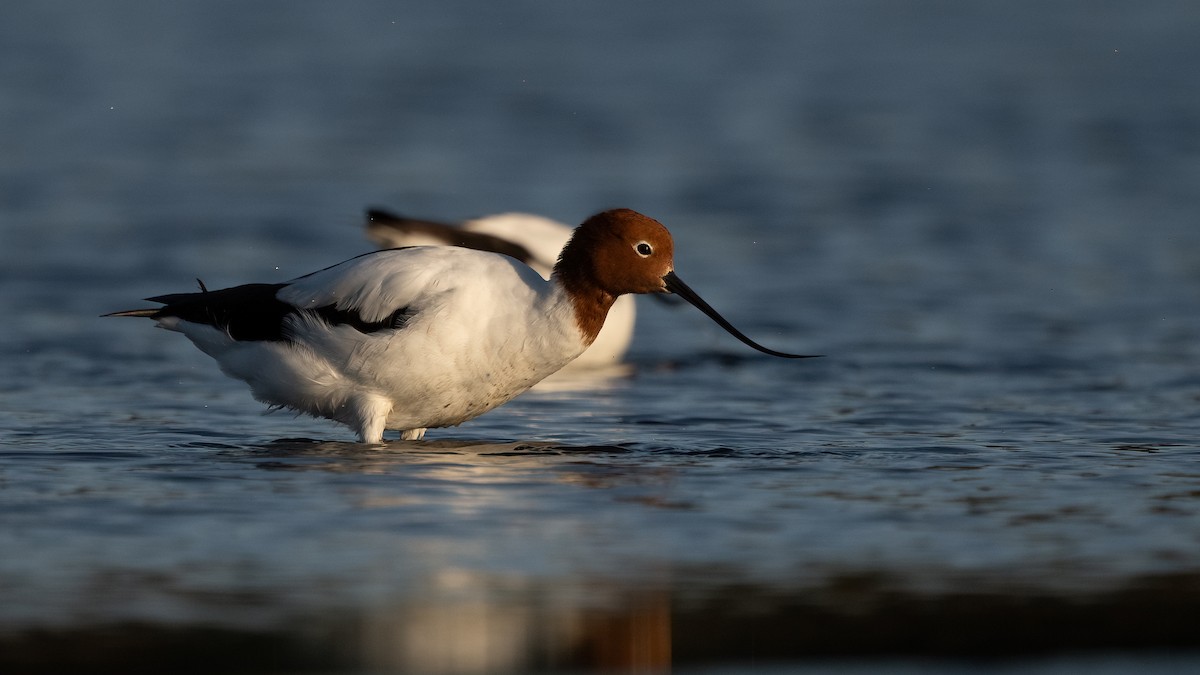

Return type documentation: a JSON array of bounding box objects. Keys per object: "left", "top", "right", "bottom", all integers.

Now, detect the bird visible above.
[
  {"left": 363, "top": 208, "right": 636, "bottom": 370},
  {"left": 106, "top": 209, "right": 817, "bottom": 443}
]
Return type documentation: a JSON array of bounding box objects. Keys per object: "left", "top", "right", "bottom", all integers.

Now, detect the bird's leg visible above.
[
  {"left": 399, "top": 428, "right": 427, "bottom": 441},
  {"left": 351, "top": 395, "right": 391, "bottom": 444}
]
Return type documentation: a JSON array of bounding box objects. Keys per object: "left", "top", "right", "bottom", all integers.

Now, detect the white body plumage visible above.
[{"left": 160, "top": 247, "right": 588, "bottom": 442}]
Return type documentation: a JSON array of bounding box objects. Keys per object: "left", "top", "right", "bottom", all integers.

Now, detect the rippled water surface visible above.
[{"left": 4, "top": 2, "right": 1200, "bottom": 672}]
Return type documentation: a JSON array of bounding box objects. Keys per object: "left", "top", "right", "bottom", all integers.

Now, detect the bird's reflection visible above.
[
  {"left": 360, "top": 570, "right": 671, "bottom": 674},
  {"left": 230, "top": 434, "right": 680, "bottom": 673}
]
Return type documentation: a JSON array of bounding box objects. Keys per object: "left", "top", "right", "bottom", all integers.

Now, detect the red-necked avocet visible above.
[{"left": 107, "top": 209, "right": 817, "bottom": 443}]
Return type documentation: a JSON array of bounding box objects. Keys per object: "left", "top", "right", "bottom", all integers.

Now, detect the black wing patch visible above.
[{"left": 145, "top": 282, "right": 413, "bottom": 342}]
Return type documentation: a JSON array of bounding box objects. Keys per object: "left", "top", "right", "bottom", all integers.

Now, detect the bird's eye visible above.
[{"left": 635, "top": 242, "right": 653, "bottom": 257}]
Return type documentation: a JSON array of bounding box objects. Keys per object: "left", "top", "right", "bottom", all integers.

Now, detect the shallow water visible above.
[{"left": 4, "top": 1, "right": 1200, "bottom": 672}]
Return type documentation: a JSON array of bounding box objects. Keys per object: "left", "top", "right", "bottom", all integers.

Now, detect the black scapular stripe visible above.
[{"left": 147, "top": 283, "right": 410, "bottom": 342}]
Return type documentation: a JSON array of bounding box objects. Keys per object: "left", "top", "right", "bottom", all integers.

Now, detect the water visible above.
[{"left": 3, "top": 1, "right": 1200, "bottom": 672}]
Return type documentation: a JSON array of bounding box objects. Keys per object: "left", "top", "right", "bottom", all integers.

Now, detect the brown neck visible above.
[
  {"left": 554, "top": 234, "right": 616, "bottom": 346},
  {"left": 555, "top": 263, "right": 615, "bottom": 346}
]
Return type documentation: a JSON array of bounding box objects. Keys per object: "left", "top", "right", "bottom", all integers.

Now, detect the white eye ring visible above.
[{"left": 635, "top": 242, "right": 653, "bottom": 257}]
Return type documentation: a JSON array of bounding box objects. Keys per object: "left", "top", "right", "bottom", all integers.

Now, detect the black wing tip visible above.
[
  {"left": 365, "top": 208, "right": 457, "bottom": 233},
  {"left": 363, "top": 208, "right": 537, "bottom": 265},
  {"left": 106, "top": 283, "right": 293, "bottom": 342},
  {"left": 365, "top": 206, "right": 405, "bottom": 223}
]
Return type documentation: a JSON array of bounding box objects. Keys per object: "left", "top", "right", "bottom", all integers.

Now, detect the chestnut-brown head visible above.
[
  {"left": 556, "top": 208, "right": 818, "bottom": 359},
  {"left": 555, "top": 208, "right": 675, "bottom": 297}
]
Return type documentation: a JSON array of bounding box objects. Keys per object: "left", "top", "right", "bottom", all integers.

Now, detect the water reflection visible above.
[
  {"left": 243, "top": 437, "right": 681, "bottom": 516},
  {"left": 5, "top": 435, "right": 1200, "bottom": 672},
  {"left": 7, "top": 570, "right": 1200, "bottom": 673}
]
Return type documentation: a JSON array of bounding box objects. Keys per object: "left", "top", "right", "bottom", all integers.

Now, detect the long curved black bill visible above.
[{"left": 663, "top": 271, "right": 820, "bottom": 359}]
